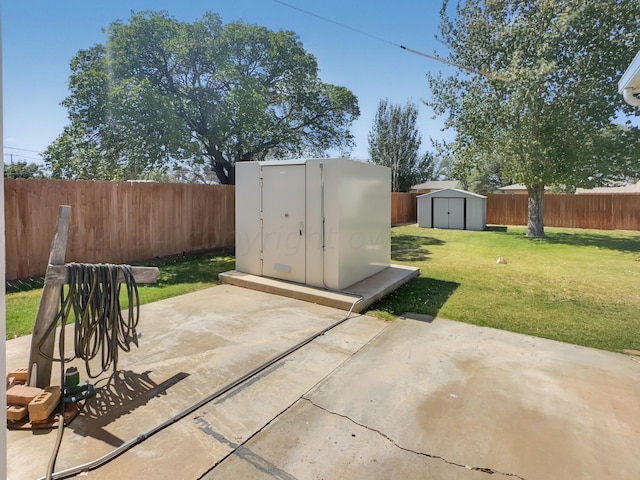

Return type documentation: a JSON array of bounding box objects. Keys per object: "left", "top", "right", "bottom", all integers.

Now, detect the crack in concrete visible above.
[
  {"left": 195, "top": 415, "right": 300, "bottom": 480},
  {"left": 303, "top": 397, "right": 526, "bottom": 480},
  {"left": 199, "top": 319, "right": 394, "bottom": 480}
]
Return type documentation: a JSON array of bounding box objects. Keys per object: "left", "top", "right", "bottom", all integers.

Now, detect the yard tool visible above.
[{"left": 62, "top": 367, "right": 95, "bottom": 403}]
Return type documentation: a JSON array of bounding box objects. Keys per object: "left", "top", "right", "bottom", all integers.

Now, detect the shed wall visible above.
[
  {"left": 235, "top": 159, "right": 390, "bottom": 290},
  {"left": 235, "top": 162, "right": 262, "bottom": 275},
  {"left": 417, "top": 191, "right": 486, "bottom": 231}
]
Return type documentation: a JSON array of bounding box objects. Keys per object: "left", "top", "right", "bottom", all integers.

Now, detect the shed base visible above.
[{"left": 219, "top": 265, "right": 419, "bottom": 313}]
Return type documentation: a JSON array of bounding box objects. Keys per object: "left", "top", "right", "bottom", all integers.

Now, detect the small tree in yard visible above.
[
  {"left": 427, "top": 0, "right": 640, "bottom": 237},
  {"left": 368, "top": 99, "right": 436, "bottom": 192}
]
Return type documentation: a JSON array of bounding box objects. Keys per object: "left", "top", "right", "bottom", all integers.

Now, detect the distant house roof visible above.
[
  {"left": 498, "top": 183, "right": 528, "bottom": 191},
  {"left": 575, "top": 181, "right": 640, "bottom": 194},
  {"left": 410, "top": 180, "right": 461, "bottom": 191}
]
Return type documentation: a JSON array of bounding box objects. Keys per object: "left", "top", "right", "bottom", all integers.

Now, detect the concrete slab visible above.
[
  {"left": 6, "top": 287, "right": 640, "bottom": 480},
  {"left": 217, "top": 314, "right": 639, "bottom": 480},
  {"left": 5, "top": 285, "right": 389, "bottom": 480},
  {"left": 219, "top": 264, "right": 419, "bottom": 312}
]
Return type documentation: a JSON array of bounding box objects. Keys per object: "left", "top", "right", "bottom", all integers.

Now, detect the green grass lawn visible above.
[
  {"left": 5, "top": 252, "right": 234, "bottom": 339},
  {"left": 368, "top": 226, "right": 640, "bottom": 352},
  {"left": 6, "top": 227, "right": 640, "bottom": 352}
]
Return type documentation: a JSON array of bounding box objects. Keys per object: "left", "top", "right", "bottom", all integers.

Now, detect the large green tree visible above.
[
  {"left": 428, "top": 0, "right": 640, "bottom": 237},
  {"left": 368, "top": 99, "right": 436, "bottom": 192},
  {"left": 44, "top": 11, "right": 359, "bottom": 183}
]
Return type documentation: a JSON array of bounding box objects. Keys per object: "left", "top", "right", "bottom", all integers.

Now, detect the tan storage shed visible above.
[
  {"left": 417, "top": 188, "right": 487, "bottom": 231},
  {"left": 235, "top": 158, "right": 391, "bottom": 290}
]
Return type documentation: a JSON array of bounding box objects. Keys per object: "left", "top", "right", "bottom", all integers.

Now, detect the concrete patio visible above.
[{"left": 6, "top": 284, "right": 640, "bottom": 479}]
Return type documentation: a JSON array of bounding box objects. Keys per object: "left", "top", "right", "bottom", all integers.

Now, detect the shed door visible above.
[
  {"left": 433, "top": 198, "right": 465, "bottom": 229},
  {"left": 261, "top": 165, "right": 306, "bottom": 283},
  {"left": 448, "top": 198, "right": 465, "bottom": 229}
]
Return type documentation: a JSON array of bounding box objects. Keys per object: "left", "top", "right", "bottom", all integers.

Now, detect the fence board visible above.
[
  {"left": 5, "top": 179, "right": 235, "bottom": 280},
  {"left": 486, "top": 193, "right": 640, "bottom": 231},
  {"left": 391, "top": 192, "right": 418, "bottom": 225},
  {"left": 486, "top": 194, "right": 528, "bottom": 226},
  {"left": 6, "top": 181, "right": 639, "bottom": 280}
]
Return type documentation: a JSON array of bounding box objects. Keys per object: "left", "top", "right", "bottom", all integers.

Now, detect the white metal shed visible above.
[
  {"left": 417, "top": 188, "right": 487, "bottom": 231},
  {"left": 235, "top": 158, "right": 391, "bottom": 290}
]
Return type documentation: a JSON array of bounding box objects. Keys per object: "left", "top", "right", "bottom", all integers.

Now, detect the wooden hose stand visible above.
[{"left": 27, "top": 205, "right": 159, "bottom": 389}]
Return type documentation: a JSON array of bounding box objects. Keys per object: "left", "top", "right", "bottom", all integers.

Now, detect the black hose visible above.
[
  {"left": 38, "top": 263, "right": 140, "bottom": 480},
  {"left": 38, "top": 263, "right": 140, "bottom": 378}
]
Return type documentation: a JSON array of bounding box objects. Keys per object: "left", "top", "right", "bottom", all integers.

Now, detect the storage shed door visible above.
[
  {"left": 261, "top": 165, "right": 306, "bottom": 283},
  {"left": 433, "top": 198, "right": 465, "bottom": 229}
]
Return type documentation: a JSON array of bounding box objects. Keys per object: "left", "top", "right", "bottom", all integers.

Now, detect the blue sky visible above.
[{"left": 2, "top": 0, "right": 457, "bottom": 166}]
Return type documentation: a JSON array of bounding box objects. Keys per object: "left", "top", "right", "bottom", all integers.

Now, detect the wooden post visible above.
[{"left": 28, "top": 205, "right": 71, "bottom": 388}]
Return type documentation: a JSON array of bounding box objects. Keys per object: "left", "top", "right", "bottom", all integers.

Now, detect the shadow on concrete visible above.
[
  {"left": 70, "top": 370, "right": 189, "bottom": 446},
  {"left": 366, "top": 277, "right": 459, "bottom": 318},
  {"left": 391, "top": 235, "right": 445, "bottom": 262}
]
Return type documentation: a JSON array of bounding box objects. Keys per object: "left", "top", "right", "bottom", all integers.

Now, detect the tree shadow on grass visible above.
[
  {"left": 504, "top": 230, "right": 640, "bottom": 254},
  {"left": 152, "top": 252, "right": 235, "bottom": 286},
  {"left": 391, "top": 235, "right": 445, "bottom": 262},
  {"left": 367, "top": 276, "right": 460, "bottom": 318}
]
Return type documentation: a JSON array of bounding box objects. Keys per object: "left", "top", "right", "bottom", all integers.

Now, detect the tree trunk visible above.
[{"left": 527, "top": 184, "right": 545, "bottom": 238}]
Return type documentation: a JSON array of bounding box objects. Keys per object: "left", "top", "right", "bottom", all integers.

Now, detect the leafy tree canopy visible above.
[
  {"left": 368, "top": 99, "right": 436, "bottom": 192},
  {"left": 4, "top": 161, "right": 46, "bottom": 179},
  {"left": 427, "top": 0, "right": 640, "bottom": 236},
  {"left": 44, "top": 11, "right": 360, "bottom": 183}
]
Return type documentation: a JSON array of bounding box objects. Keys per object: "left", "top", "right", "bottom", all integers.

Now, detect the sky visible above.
[{"left": 2, "top": 0, "right": 457, "bottom": 167}]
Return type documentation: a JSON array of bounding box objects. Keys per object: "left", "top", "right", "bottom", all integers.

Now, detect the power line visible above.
[
  {"left": 4, "top": 145, "right": 43, "bottom": 154},
  {"left": 4, "top": 153, "right": 42, "bottom": 162},
  {"left": 272, "top": 0, "right": 510, "bottom": 82}
]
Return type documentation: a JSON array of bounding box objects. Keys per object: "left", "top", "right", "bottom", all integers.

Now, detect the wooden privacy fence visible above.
[
  {"left": 7, "top": 181, "right": 639, "bottom": 279},
  {"left": 391, "top": 192, "right": 419, "bottom": 225},
  {"left": 486, "top": 194, "right": 640, "bottom": 230},
  {"left": 391, "top": 192, "right": 640, "bottom": 230},
  {"left": 5, "top": 179, "right": 235, "bottom": 280}
]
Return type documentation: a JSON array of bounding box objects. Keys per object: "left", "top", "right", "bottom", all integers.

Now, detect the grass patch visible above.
[
  {"left": 7, "top": 227, "right": 640, "bottom": 353},
  {"left": 5, "top": 252, "right": 234, "bottom": 339},
  {"left": 367, "top": 226, "right": 640, "bottom": 352}
]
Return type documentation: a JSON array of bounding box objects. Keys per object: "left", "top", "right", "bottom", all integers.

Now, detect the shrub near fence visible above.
[{"left": 5, "top": 179, "right": 235, "bottom": 280}]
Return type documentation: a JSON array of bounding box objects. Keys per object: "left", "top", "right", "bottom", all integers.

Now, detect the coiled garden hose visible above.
[
  {"left": 36, "top": 263, "right": 140, "bottom": 480},
  {"left": 37, "top": 263, "right": 140, "bottom": 378}
]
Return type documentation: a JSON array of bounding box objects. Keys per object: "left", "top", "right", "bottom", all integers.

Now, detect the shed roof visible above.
[{"left": 417, "top": 188, "right": 487, "bottom": 199}]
